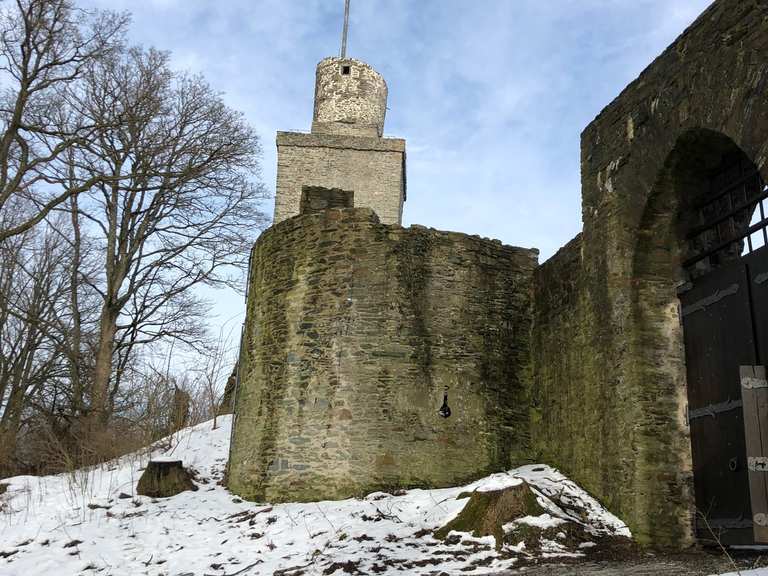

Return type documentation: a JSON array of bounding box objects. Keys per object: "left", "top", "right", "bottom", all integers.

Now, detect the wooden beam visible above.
[{"left": 741, "top": 365, "right": 768, "bottom": 543}]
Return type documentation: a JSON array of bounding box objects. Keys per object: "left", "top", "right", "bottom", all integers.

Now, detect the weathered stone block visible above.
[{"left": 274, "top": 132, "right": 406, "bottom": 225}]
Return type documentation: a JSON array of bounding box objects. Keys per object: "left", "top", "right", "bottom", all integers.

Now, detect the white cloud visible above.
[{"left": 78, "top": 0, "right": 713, "bottom": 328}]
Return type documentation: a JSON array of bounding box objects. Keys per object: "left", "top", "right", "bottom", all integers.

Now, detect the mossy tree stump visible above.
[
  {"left": 435, "top": 481, "right": 544, "bottom": 548},
  {"left": 136, "top": 459, "right": 197, "bottom": 498}
]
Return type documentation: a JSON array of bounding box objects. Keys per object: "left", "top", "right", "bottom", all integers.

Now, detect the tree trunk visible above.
[
  {"left": 0, "top": 427, "right": 18, "bottom": 476},
  {"left": 68, "top": 192, "right": 84, "bottom": 416},
  {"left": 170, "top": 387, "right": 190, "bottom": 433},
  {"left": 136, "top": 459, "right": 197, "bottom": 498},
  {"left": 90, "top": 307, "right": 118, "bottom": 426}
]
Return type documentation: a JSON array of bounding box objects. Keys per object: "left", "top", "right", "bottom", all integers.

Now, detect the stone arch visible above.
[
  {"left": 538, "top": 0, "right": 768, "bottom": 549},
  {"left": 630, "top": 127, "right": 767, "bottom": 544}
]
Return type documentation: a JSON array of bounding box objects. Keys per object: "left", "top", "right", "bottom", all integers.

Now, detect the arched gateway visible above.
[
  {"left": 635, "top": 129, "right": 768, "bottom": 544},
  {"left": 532, "top": 0, "right": 768, "bottom": 549},
  {"left": 678, "top": 147, "right": 768, "bottom": 544},
  {"left": 229, "top": 0, "right": 768, "bottom": 551}
]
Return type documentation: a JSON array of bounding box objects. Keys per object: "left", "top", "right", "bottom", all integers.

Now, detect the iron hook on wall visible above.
[{"left": 438, "top": 386, "right": 451, "bottom": 419}]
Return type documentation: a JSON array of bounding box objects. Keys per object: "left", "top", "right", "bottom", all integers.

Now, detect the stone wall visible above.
[
  {"left": 312, "top": 57, "right": 387, "bottom": 138},
  {"left": 230, "top": 0, "right": 768, "bottom": 549},
  {"left": 533, "top": 0, "right": 768, "bottom": 548},
  {"left": 228, "top": 208, "right": 538, "bottom": 503},
  {"left": 274, "top": 132, "right": 406, "bottom": 225},
  {"left": 531, "top": 234, "right": 658, "bottom": 540},
  {"left": 531, "top": 235, "right": 589, "bottom": 477}
]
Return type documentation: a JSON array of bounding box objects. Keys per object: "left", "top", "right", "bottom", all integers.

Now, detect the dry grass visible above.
[{"left": 1, "top": 379, "right": 214, "bottom": 481}]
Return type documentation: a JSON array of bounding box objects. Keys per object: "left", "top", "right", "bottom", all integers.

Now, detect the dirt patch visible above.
[
  {"left": 502, "top": 550, "right": 768, "bottom": 575},
  {"left": 503, "top": 520, "right": 636, "bottom": 563},
  {"left": 322, "top": 560, "right": 362, "bottom": 574}
]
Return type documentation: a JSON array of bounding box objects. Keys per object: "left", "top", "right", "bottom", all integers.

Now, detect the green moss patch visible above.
[{"left": 434, "top": 481, "right": 544, "bottom": 549}]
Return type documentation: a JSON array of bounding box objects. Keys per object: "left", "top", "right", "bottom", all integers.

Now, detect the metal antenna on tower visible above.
[{"left": 340, "top": 0, "right": 350, "bottom": 58}]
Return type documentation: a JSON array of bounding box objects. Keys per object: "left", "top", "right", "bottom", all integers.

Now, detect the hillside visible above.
[{"left": 0, "top": 416, "right": 752, "bottom": 576}]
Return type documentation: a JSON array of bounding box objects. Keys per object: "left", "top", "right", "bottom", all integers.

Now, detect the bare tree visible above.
[
  {"left": 67, "top": 46, "right": 268, "bottom": 428},
  {"left": 0, "top": 0, "right": 128, "bottom": 241},
  {"left": 0, "top": 206, "right": 72, "bottom": 473},
  {"left": 0, "top": 2, "right": 266, "bottom": 472},
  {"left": 196, "top": 327, "right": 237, "bottom": 430}
]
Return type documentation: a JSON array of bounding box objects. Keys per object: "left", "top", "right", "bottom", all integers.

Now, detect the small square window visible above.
[{"left": 341, "top": 65, "right": 351, "bottom": 75}]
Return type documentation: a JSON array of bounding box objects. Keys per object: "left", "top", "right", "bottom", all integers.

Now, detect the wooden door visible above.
[
  {"left": 680, "top": 258, "right": 756, "bottom": 545},
  {"left": 741, "top": 247, "right": 768, "bottom": 542}
]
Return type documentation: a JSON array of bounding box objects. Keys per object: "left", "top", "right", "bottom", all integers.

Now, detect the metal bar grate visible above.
[{"left": 683, "top": 155, "right": 767, "bottom": 273}]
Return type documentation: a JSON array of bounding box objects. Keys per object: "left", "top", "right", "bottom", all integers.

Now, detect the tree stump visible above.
[
  {"left": 136, "top": 459, "right": 197, "bottom": 498},
  {"left": 435, "top": 481, "right": 544, "bottom": 548}
]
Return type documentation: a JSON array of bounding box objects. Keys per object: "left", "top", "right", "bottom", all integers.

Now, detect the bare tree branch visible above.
[{"left": 0, "top": 0, "right": 129, "bottom": 241}]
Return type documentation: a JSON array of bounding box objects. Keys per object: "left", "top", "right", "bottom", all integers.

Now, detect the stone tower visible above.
[
  {"left": 273, "top": 57, "right": 407, "bottom": 225},
  {"left": 227, "top": 49, "right": 538, "bottom": 506}
]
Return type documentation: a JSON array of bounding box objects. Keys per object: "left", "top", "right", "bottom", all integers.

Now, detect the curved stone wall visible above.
[
  {"left": 228, "top": 208, "right": 537, "bottom": 503},
  {"left": 312, "top": 57, "right": 387, "bottom": 137}
]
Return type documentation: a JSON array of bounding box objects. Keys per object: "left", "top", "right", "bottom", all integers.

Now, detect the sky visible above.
[{"left": 82, "top": 0, "right": 714, "bottom": 344}]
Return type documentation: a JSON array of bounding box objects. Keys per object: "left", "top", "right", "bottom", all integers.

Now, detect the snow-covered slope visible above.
[{"left": 0, "top": 416, "right": 631, "bottom": 575}]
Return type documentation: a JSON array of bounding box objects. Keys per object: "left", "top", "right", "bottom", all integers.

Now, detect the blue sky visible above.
[{"left": 84, "top": 0, "right": 713, "bottom": 340}]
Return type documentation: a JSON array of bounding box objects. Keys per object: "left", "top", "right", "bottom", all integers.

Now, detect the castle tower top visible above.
[
  {"left": 311, "top": 57, "right": 388, "bottom": 138},
  {"left": 272, "top": 1, "right": 405, "bottom": 227}
]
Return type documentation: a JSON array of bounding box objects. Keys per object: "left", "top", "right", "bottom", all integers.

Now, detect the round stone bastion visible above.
[{"left": 227, "top": 208, "right": 538, "bottom": 503}]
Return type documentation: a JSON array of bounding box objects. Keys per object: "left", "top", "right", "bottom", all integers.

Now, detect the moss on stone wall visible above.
[
  {"left": 533, "top": 0, "right": 768, "bottom": 549},
  {"left": 230, "top": 0, "right": 768, "bottom": 550},
  {"left": 228, "top": 208, "right": 537, "bottom": 503}
]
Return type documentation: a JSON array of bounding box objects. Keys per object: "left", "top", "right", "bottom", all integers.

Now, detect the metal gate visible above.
[{"left": 679, "top": 152, "right": 768, "bottom": 545}]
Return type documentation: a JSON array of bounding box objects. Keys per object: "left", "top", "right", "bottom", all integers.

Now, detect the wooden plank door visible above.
[
  {"left": 680, "top": 258, "right": 756, "bottom": 545},
  {"left": 741, "top": 365, "right": 768, "bottom": 542},
  {"left": 746, "top": 245, "right": 768, "bottom": 367},
  {"left": 742, "top": 245, "right": 768, "bottom": 542}
]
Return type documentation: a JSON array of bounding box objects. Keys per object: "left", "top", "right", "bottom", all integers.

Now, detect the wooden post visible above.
[{"left": 741, "top": 365, "right": 768, "bottom": 543}]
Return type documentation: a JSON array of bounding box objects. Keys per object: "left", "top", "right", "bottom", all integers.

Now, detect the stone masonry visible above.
[
  {"left": 227, "top": 208, "right": 537, "bottom": 503},
  {"left": 229, "top": 0, "right": 768, "bottom": 551},
  {"left": 531, "top": 0, "right": 768, "bottom": 548},
  {"left": 312, "top": 57, "right": 387, "bottom": 137},
  {"left": 275, "top": 131, "right": 405, "bottom": 225},
  {"left": 274, "top": 57, "right": 406, "bottom": 225}
]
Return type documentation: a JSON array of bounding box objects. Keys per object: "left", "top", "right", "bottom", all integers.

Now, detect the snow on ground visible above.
[{"left": 1, "top": 416, "right": 634, "bottom": 575}]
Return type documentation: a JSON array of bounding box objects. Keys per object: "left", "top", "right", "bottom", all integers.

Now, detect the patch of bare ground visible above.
[{"left": 492, "top": 549, "right": 768, "bottom": 575}]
